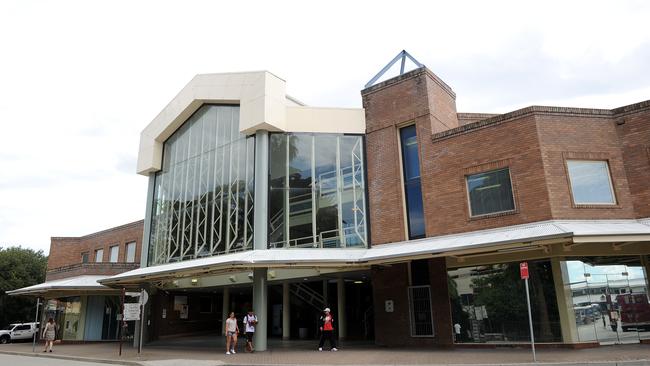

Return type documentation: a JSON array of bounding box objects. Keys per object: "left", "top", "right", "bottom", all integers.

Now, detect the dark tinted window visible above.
[
  {"left": 466, "top": 168, "right": 515, "bottom": 216},
  {"left": 400, "top": 125, "right": 425, "bottom": 239}
]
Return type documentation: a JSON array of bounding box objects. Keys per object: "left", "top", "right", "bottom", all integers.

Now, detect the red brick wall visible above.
[
  {"left": 536, "top": 114, "right": 636, "bottom": 219},
  {"left": 47, "top": 220, "right": 144, "bottom": 279},
  {"left": 421, "top": 115, "right": 552, "bottom": 236},
  {"left": 614, "top": 104, "right": 650, "bottom": 218},
  {"left": 362, "top": 68, "right": 459, "bottom": 245},
  {"left": 371, "top": 259, "right": 452, "bottom": 347}
]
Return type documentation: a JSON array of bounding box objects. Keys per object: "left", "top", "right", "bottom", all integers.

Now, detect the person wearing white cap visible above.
[{"left": 318, "top": 307, "right": 338, "bottom": 351}]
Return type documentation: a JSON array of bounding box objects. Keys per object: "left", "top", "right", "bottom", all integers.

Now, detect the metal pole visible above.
[
  {"left": 138, "top": 288, "right": 145, "bottom": 354},
  {"left": 524, "top": 278, "right": 536, "bottom": 362},
  {"left": 119, "top": 288, "right": 125, "bottom": 356},
  {"left": 32, "top": 298, "right": 41, "bottom": 353}
]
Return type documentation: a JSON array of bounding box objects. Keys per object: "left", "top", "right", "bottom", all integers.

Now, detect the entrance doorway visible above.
[{"left": 565, "top": 256, "right": 650, "bottom": 345}]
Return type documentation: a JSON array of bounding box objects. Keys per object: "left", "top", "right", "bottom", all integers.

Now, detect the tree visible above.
[{"left": 0, "top": 246, "right": 48, "bottom": 327}]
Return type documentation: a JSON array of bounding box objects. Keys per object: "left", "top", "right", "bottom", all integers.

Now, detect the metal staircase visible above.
[{"left": 290, "top": 282, "right": 326, "bottom": 311}]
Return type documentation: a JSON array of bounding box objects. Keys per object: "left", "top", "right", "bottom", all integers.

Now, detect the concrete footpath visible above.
[{"left": 0, "top": 341, "right": 649, "bottom": 366}]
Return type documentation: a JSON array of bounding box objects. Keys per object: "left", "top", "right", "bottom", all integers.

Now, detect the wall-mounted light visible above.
[
  {"left": 229, "top": 276, "right": 237, "bottom": 283},
  {"left": 191, "top": 278, "right": 199, "bottom": 286},
  {"left": 268, "top": 270, "right": 276, "bottom": 279}
]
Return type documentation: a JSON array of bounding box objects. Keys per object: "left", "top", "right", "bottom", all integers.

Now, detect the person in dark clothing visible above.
[{"left": 318, "top": 307, "right": 338, "bottom": 351}]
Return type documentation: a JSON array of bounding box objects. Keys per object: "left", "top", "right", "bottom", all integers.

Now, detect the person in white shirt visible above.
[
  {"left": 454, "top": 323, "right": 462, "bottom": 342},
  {"left": 243, "top": 309, "right": 258, "bottom": 352},
  {"left": 224, "top": 312, "right": 239, "bottom": 355}
]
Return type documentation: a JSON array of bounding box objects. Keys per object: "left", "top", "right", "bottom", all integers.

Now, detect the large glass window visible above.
[
  {"left": 148, "top": 105, "right": 255, "bottom": 265},
  {"left": 566, "top": 160, "right": 616, "bottom": 205},
  {"left": 399, "top": 125, "right": 425, "bottom": 239},
  {"left": 466, "top": 168, "right": 515, "bottom": 217},
  {"left": 269, "top": 133, "right": 367, "bottom": 248},
  {"left": 448, "top": 260, "right": 562, "bottom": 343}
]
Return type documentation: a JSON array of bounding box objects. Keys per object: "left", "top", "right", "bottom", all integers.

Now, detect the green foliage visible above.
[{"left": 0, "top": 246, "right": 48, "bottom": 327}]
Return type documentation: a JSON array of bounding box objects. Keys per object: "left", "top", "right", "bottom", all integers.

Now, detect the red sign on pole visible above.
[{"left": 520, "top": 262, "right": 529, "bottom": 279}]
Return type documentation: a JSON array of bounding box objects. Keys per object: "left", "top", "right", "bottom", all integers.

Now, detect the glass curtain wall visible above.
[
  {"left": 562, "top": 257, "right": 650, "bottom": 344},
  {"left": 269, "top": 133, "right": 367, "bottom": 248},
  {"left": 148, "top": 105, "right": 255, "bottom": 265},
  {"left": 448, "top": 260, "right": 562, "bottom": 343}
]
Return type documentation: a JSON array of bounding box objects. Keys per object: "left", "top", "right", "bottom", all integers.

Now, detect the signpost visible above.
[
  {"left": 32, "top": 298, "right": 41, "bottom": 353},
  {"left": 520, "top": 262, "right": 536, "bottom": 362}
]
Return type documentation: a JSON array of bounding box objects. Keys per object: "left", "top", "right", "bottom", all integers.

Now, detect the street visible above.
[{"left": 0, "top": 354, "right": 113, "bottom": 366}]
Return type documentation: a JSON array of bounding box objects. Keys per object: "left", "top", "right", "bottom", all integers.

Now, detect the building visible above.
[
  {"left": 10, "top": 52, "right": 650, "bottom": 349},
  {"left": 8, "top": 221, "right": 144, "bottom": 342}
]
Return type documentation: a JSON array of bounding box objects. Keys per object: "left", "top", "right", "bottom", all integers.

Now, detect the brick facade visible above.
[
  {"left": 363, "top": 68, "right": 650, "bottom": 241},
  {"left": 46, "top": 220, "right": 144, "bottom": 281},
  {"left": 362, "top": 66, "right": 650, "bottom": 348}
]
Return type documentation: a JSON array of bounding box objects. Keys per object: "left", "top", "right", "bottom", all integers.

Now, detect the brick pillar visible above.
[{"left": 428, "top": 257, "right": 454, "bottom": 346}]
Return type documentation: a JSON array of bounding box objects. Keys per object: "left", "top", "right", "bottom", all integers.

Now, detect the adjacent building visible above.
[
  {"left": 10, "top": 54, "right": 650, "bottom": 349},
  {"left": 8, "top": 221, "right": 144, "bottom": 342}
]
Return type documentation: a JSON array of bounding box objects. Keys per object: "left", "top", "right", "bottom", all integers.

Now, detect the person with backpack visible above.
[
  {"left": 318, "top": 307, "right": 338, "bottom": 352},
  {"left": 243, "top": 309, "right": 258, "bottom": 352}
]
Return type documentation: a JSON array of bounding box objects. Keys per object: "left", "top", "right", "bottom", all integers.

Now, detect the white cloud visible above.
[{"left": 0, "top": 0, "right": 649, "bottom": 253}]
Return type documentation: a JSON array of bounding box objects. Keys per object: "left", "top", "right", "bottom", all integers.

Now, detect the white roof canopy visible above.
[
  {"left": 100, "top": 218, "right": 650, "bottom": 286},
  {"left": 7, "top": 275, "right": 112, "bottom": 296}
]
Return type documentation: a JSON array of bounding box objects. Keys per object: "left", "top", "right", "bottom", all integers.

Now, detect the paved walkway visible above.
[{"left": 0, "top": 338, "right": 649, "bottom": 365}]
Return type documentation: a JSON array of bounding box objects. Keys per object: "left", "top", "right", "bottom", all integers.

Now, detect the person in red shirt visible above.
[{"left": 318, "top": 307, "right": 338, "bottom": 351}]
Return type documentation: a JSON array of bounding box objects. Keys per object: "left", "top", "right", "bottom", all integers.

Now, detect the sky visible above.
[{"left": 1, "top": 0, "right": 649, "bottom": 254}]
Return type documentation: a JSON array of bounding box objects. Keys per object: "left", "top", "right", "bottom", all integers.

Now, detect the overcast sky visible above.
[{"left": 1, "top": 0, "right": 649, "bottom": 254}]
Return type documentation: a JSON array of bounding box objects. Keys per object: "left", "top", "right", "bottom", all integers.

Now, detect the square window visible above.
[
  {"left": 81, "top": 252, "right": 89, "bottom": 264},
  {"left": 566, "top": 160, "right": 616, "bottom": 205},
  {"left": 466, "top": 168, "right": 515, "bottom": 217}
]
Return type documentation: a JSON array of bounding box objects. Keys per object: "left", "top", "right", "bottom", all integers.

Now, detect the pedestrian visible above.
[
  {"left": 224, "top": 311, "right": 239, "bottom": 355},
  {"left": 318, "top": 307, "right": 338, "bottom": 352},
  {"left": 42, "top": 318, "right": 56, "bottom": 353},
  {"left": 453, "top": 323, "right": 462, "bottom": 342},
  {"left": 243, "top": 309, "right": 258, "bottom": 352}
]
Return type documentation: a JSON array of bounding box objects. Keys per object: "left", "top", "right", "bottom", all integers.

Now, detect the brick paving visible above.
[{"left": 1, "top": 337, "right": 649, "bottom": 365}]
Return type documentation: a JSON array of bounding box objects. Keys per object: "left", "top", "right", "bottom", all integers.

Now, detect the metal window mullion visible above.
[
  {"left": 195, "top": 120, "right": 206, "bottom": 259},
  {"left": 225, "top": 115, "right": 235, "bottom": 253},
  {"left": 168, "top": 140, "right": 181, "bottom": 262},
  {"left": 243, "top": 138, "right": 250, "bottom": 248},
  {"left": 180, "top": 129, "right": 193, "bottom": 260},
  {"left": 284, "top": 135, "right": 290, "bottom": 248},
  {"left": 311, "top": 135, "right": 317, "bottom": 247},
  {"left": 336, "top": 136, "right": 345, "bottom": 248},
  {"left": 230, "top": 138, "right": 241, "bottom": 250}
]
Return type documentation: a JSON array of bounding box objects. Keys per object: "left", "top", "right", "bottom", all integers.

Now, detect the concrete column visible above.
[
  {"left": 336, "top": 278, "right": 347, "bottom": 340},
  {"left": 253, "top": 130, "right": 269, "bottom": 251},
  {"left": 253, "top": 268, "right": 268, "bottom": 351},
  {"left": 551, "top": 257, "right": 579, "bottom": 343},
  {"left": 282, "top": 282, "right": 290, "bottom": 340},
  {"left": 140, "top": 173, "right": 156, "bottom": 267},
  {"left": 222, "top": 288, "right": 230, "bottom": 335}
]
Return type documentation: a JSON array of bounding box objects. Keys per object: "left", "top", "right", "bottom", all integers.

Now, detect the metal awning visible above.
[
  {"left": 7, "top": 275, "right": 113, "bottom": 296},
  {"left": 98, "top": 218, "right": 650, "bottom": 286}
]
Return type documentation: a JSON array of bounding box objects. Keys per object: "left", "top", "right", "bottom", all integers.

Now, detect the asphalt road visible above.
[{"left": 0, "top": 354, "right": 114, "bottom": 366}]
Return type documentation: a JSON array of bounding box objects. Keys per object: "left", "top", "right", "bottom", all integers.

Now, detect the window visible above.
[
  {"left": 466, "top": 168, "right": 515, "bottom": 217},
  {"left": 147, "top": 105, "right": 255, "bottom": 265},
  {"left": 125, "top": 242, "right": 136, "bottom": 263},
  {"left": 268, "top": 133, "right": 367, "bottom": 249},
  {"left": 109, "top": 245, "right": 119, "bottom": 263},
  {"left": 566, "top": 160, "right": 616, "bottom": 205},
  {"left": 399, "top": 125, "right": 425, "bottom": 239},
  {"left": 408, "top": 285, "right": 434, "bottom": 337},
  {"left": 95, "top": 249, "right": 104, "bottom": 263},
  {"left": 81, "top": 252, "right": 89, "bottom": 264}
]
